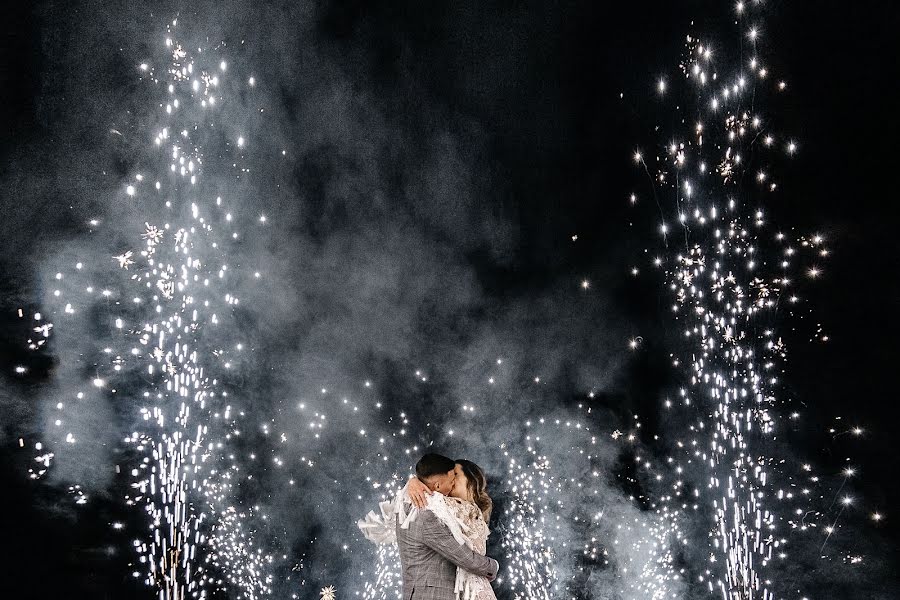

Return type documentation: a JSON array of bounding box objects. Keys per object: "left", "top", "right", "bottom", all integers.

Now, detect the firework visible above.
[
  {"left": 629, "top": 3, "right": 854, "bottom": 598},
  {"left": 22, "top": 20, "right": 271, "bottom": 600}
]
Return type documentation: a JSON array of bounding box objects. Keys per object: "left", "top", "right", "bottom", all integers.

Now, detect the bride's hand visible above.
[{"left": 407, "top": 477, "right": 432, "bottom": 509}]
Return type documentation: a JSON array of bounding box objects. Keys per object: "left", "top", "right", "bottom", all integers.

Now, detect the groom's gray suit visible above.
[{"left": 396, "top": 508, "right": 499, "bottom": 600}]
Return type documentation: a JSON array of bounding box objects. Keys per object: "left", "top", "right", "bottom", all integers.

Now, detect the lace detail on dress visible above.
[
  {"left": 467, "top": 576, "right": 497, "bottom": 600},
  {"left": 443, "top": 497, "right": 490, "bottom": 553},
  {"left": 443, "top": 497, "right": 497, "bottom": 600}
]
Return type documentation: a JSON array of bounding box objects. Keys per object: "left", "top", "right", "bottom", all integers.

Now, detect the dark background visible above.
[{"left": 2, "top": 1, "right": 898, "bottom": 598}]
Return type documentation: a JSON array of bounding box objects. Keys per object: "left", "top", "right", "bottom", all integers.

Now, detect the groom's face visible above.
[{"left": 426, "top": 469, "right": 456, "bottom": 494}]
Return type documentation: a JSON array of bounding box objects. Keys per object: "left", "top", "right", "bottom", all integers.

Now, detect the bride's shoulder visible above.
[
  {"left": 443, "top": 496, "right": 473, "bottom": 511},
  {"left": 441, "top": 496, "right": 468, "bottom": 513},
  {"left": 445, "top": 497, "right": 481, "bottom": 518}
]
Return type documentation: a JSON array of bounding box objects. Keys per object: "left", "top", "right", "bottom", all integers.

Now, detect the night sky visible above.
[{"left": 1, "top": 1, "right": 898, "bottom": 599}]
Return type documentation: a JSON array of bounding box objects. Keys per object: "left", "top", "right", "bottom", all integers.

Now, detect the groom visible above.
[{"left": 396, "top": 453, "right": 499, "bottom": 600}]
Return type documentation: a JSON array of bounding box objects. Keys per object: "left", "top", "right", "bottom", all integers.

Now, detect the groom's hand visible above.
[{"left": 407, "top": 476, "right": 432, "bottom": 508}]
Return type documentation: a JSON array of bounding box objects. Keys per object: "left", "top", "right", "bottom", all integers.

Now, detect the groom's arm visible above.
[{"left": 419, "top": 511, "right": 499, "bottom": 581}]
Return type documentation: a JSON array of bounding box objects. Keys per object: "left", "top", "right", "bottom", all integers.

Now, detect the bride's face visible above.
[{"left": 448, "top": 464, "right": 471, "bottom": 501}]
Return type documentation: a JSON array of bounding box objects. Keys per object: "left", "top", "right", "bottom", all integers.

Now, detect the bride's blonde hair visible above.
[{"left": 456, "top": 459, "right": 492, "bottom": 522}]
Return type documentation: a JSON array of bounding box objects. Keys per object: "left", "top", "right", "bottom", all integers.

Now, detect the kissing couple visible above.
[{"left": 358, "top": 453, "right": 501, "bottom": 600}]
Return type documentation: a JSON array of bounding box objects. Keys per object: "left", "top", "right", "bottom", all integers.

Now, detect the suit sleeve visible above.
[{"left": 419, "top": 510, "right": 499, "bottom": 581}]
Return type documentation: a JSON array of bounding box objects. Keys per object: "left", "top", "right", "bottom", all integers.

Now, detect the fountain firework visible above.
[
  {"left": 628, "top": 2, "right": 851, "bottom": 599},
  {"left": 21, "top": 20, "right": 272, "bottom": 600}
]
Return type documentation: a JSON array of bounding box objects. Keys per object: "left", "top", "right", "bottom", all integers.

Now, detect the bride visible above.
[{"left": 358, "top": 459, "right": 497, "bottom": 600}]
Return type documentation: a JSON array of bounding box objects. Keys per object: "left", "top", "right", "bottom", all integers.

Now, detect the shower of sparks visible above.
[
  {"left": 20, "top": 21, "right": 271, "bottom": 600},
  {"left": 359, "top": 473, "right": 406, "bottom": 600},
  {"left": 498, "top": 454, "right": 555, "bottom": 599},
  {"left": 496, "top": 413, "right": 689, "bottom": 600},
  {"left": 628, "top": 2, "right": 874, "bottom": 599},
  {"left": 360, "top": 542, "right": 402, "bottom": 600}
]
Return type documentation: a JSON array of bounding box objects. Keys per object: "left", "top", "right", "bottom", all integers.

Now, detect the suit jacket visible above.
[{"left": 396, "top": 508, "right": 499, "bottom": 600}]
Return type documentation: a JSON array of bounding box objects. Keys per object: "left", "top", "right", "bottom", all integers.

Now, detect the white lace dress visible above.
[
  {"left": 442, "top": 496, "right": 496, "bottom": 600},
  {"left": 358, "top": 487, "right": 497, "bottom": 600}
]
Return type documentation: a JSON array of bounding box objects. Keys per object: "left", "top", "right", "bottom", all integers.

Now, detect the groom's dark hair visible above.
[{"left": 415, "top": 453, "right": 455, "bottom": 480}]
